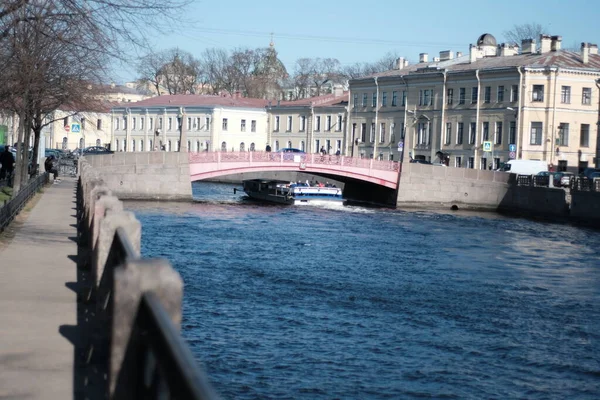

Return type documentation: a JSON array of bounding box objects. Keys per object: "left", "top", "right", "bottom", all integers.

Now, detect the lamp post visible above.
[{"left": 595, "top": 78, "right": 600, "bottom": 168}]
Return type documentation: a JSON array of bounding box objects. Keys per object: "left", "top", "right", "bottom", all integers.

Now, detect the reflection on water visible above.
[{"left": 125, "top": 181, "right": 600, "bottom": 400}]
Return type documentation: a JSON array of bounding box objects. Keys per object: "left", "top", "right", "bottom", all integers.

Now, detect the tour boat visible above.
[{"left": 241, "top": 179, "right": 343, "bottom": 205}]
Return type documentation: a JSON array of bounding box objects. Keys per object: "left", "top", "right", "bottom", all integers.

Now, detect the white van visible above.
[{"left": 498, "top": 160, "right": 548, "bottom": 175}]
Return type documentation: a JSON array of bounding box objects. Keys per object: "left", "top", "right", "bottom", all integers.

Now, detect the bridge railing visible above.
[
  {"left": 78, "top": 159, "right": 218, "bottom": 400},
  {"left": 189, "top": 151, "right": 400, "bottom": 172}
]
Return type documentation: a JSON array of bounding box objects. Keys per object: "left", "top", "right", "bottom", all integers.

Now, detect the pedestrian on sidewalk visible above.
[
  {"left": 44, "top": 155, "right": 60, "bottom": 183},
  {"left": 0, "top": 145, "right": 15, "bottom": 186}
]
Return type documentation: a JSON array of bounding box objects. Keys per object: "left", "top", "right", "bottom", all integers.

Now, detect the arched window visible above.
[
  {"left": 240, "top": 142, "right": 245, "bottom": 152},
  {"left": 96, "top": 139, "right": 101, "bottom": 146},
  {"left": 300, "top": 141, "right": 305, "bottom": 151},
  {"left": 275, "top": 141, "right": 279, "bottom": 151},
  {"left": 221, "top": 141, "right": 227, "bottom": 151},
  {"left": 79, "top": 138, "right": 84, "bottom": 149},
  {"left": 250, "top": 142, "right": 255, "bottom": 151},
  {"left": 287, "top": 141, "right": 292, "bottom": 148},
  {"left": 62, "top": 137, "right": 68, "bottom": 150}
]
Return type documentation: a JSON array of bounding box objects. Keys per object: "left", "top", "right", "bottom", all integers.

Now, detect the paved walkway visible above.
[{"left": 0, "top": 177, "right": 79, "bottom": 399}]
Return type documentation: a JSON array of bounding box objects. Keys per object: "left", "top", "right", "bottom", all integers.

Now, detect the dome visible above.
[{"left": 477, "top": 33, "right": 497, "bottom": 47}]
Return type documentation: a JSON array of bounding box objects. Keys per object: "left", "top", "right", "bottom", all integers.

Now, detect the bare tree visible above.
[
  {"left": 137, "top": 48, "right": 202, "bottom": 95},
  {"left": 200, "top": 48, "right": 236, "bottom": 95},
  {"left": 502, "top": 22, "right": 545, "bottom": 45}
]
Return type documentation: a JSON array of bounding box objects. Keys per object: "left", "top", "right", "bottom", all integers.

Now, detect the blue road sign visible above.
[{"left": 509, "top": 144, "right": 516, "bottom": 152}]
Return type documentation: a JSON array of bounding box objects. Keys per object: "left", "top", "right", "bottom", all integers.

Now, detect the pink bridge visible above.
[{"left": 189, "top": 152, "right": 401, "bottom": 189}]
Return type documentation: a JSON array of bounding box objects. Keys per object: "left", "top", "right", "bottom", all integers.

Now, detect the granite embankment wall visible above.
[
  {"left": 83, "top": 152, "right": 192, "bottom": 201},
  {"left": 571, "top": 191, "right": 600, "bottom": 223}
]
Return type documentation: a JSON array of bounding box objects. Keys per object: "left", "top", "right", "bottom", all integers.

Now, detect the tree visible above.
[
  {"left": 136, "top": 48, "right": 203, "bottom": 95},
  {"left": 502, "top": 23, "right": 545, "bottom": 45}
]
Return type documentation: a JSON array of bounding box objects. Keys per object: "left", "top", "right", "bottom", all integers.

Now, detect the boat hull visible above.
[{"left": 242, "top": 179, "right": 343, "bottom": 206}]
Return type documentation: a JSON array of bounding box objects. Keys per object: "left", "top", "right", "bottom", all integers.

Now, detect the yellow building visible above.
[{"left": 349, "top": 33, "right": 600, "bottom": 172}]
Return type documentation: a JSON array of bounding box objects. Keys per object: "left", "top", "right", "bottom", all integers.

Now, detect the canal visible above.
[{"left": 126, "top": 182, "right": 600, "bottom": 399}]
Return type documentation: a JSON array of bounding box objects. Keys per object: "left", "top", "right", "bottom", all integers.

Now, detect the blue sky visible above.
[{"left": 112, "top": 0, "right": 600, "bottom": 83}]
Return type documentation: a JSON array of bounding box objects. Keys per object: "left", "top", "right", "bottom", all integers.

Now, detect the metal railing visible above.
[
  {"left": 57, "top": 157, "right": 78, "bottom": 177},
  {"left": 0, "top": 173, "right": 48, "bottom": 232},
  {"left": 570, "top": 177, "right": 600, "bottom": 192},
  {"left": 78, "top": 160, "right": 218, "bottom": 400}
]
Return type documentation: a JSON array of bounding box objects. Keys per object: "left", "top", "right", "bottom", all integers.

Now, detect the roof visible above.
[
  {"left": 364, "top": 50, "right": 600, "bottom": 80},
  {"left": 116, "top": 94, "right": 270, "bottom": 109}
]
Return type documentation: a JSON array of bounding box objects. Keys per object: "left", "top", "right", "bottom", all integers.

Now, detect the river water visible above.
[{"left": 126, "top": 182, "right": 600, "bottom": 399}]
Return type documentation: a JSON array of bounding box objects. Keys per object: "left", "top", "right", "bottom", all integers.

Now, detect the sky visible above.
[{"left": 111, "top": 0, "right": 600, "bottom": 84}]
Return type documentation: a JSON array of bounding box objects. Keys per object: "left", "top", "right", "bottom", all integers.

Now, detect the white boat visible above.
[{"left": 241, "top": 179, "right": 343, "bottom": 205}]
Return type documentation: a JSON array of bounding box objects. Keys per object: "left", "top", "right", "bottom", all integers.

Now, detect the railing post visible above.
[{"left": 110, "top": 259, "right": 183, "bottom": 399}]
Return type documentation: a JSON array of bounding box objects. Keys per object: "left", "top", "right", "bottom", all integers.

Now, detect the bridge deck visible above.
[{"left": 0, "top": 178, "right": 82, "bottom": 399}]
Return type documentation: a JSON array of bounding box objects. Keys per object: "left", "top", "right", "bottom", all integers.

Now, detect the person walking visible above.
[{"left": 0, "top": 145, "right": 15, "bottom": 186}]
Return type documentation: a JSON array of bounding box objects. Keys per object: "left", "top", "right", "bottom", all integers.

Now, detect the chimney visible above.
[
  {"left": 419, "top": 53, "right": 428, "bottom": 63},
  {"left": 539, "top": 34, "right": 551, "bottom": 53},
  {"left": 395, "top": 57, "right": 405, "bottom": 70},
  {"left": 498, "top": 43, "right": 517, "bottom": 57},
  {"left": 590, "top": 44, "right": 598, "bottom": 55},
  {"left": 521, "top": 38, "right": 536, "bottom": 54},
  {"left": 439, "top": 50, "right": 454, "bottom": 61},
  {"left": 582, "top": 42, "right": 590, "bottom": 64},
  {"left": 551, "top": 35, "right": 562, "bottom": 51},
  {"left": 404, "top": 59, "right": 409, "bottom": 68},
  {"left": 433, "top": 57, "right": 440, "bottom": 62},
  {"left": 456, "top": 51, "right": 463, "bottom": 58},
  {"left": 469, "top": 44, "right": 477, "bottom": 63},
  {"left": 333, "top": 86, "right": 343, "bottom": 97}
]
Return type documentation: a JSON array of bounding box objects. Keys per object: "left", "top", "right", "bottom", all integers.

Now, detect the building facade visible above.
[
  {"left": 349, "top": 33, "right": 600, "bottom": 171},
  {"left": 111, "top": 95, "right": 270, "bottom": 153},
  {"left": 267, "top": 92, "right": 348, "bottom": 154}
]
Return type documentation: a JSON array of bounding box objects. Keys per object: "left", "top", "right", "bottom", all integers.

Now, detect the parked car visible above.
[
  {"left": 580, "top": 167, "right": 600, "bottom": 180},
  {"left": 274, "top": 148, "right": 306, "bottom": 161},
  {"left": 410, "top": 159, "right": 432, "bottom": 165},
  {"left": 82, "top": 146, "right": 114, "bottom": 155},
  {"left": 557, "top": 172, "right": 575, "bottom": 187}
]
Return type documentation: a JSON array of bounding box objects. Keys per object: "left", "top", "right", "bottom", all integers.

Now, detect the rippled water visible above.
[{"left": 127, "top": 182, "right": 600, "bottom": 399}]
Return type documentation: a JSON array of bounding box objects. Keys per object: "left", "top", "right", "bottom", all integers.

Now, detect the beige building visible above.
[
  {"left": 111, "top": 95, "right": 270, "bottom": 152},
  {"left": 268, "top": 91, "right": 349, "bottom": 154},
  {"left": 349, "top": 33, "right": 600, "bottom": 172}
]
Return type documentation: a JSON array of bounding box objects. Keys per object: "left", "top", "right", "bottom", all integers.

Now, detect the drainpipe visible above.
[
  {"left": 550, "top": 67, "right": 559, "bottom": 166},
  {"left": 517, "top": 66, "right": 524, "bottom": 159},
  {"left": 400, "top": 75, "right": 410, "bottom": 162},
  {"left": 309, "top": 102, "right": 314, "bottom": 153},
  {"left": 595, "top": 78, "right": 600, "bottom": 168},
  {"left": 440, "top": 70, "right": 447, "bottom": 156},
  {"left": 474, "top": 69, "right": 481, "bottom": 168},
  {"left": 373, "top": 76, "right": 379, "bottom": 158}
]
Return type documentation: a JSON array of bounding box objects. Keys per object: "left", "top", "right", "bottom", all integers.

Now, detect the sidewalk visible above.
[{"left": 0, "top": 177, "right": 79, "bottom": 399}]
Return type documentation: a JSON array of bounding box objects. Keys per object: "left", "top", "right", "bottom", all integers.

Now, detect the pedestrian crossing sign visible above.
[{"left": 483, "top": 141, "right": 492, "bottom": 152}]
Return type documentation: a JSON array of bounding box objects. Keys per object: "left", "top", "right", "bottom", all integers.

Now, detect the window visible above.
[
  {"left": 494, "top": 158, "right": 500, "bottom": 170},
  {"left": 459, "top": 88, "right": 466, "bottom": 104},
  {"left": 379, "top": 123, "right": 386, "bottom": 143},
  {"left": 469, "top": 122, "right": 476, "bottom": 144},
  {"left": 251, "top": 120, "right": 256, "bottom": 133},
  {"left": 468, "top": 157, "right": 474, "bottom": 169},
  {"left": 582, "top": 88, "right": 592, "bottom": 105},
  {"left": 511, "top": 85, "right": 519, "bottom": 102},
  {"left": 222, "top": 118, "right": 228, "bottom": 131},
  {"left": 336, "top": 115, "right": 343, "bottom": 131},
  {"left": 484, "top": 86, "right": 491, "bottom": 103},
  {"left": 221, "top": 141, "right": 227, "bottom": 151},
  {"left": 390, "top": 123, "right": 396, "bottom": 143},
  {"left": 497, "top": 86, "right": 504, "bottom": 102},
  {"left": 370, "top": 123, "right": 375, "bottom": 142},
  {"left": 457, "top": 122, "right": 464, "bottom": 144},
  {"left": 580, "top": 124, "right": 590, "bottom": 147},
  {"left": 64, "top": 117, "right": 69, "bottom": 127},
  {"left": 158, "top": 117, "right": 163, "bottom": 130},
  {"left": 509, "top": 121, "right": 516, "bottom": 144},
  {"left": 123, "top": 116, "right": 127, "bottom": 130},
  {"left": 194, "top": 117, "right": 200, "bottom": 130},
  {"left": 315, "top": 116, "right": 321, "bottom": 132},
  {"left": 168, "top": 117, "right": 173, "bottom": 131},
  {"left": 419, "top": 89, "right": 432, "bottom": 106},
  {"left": 97, "top": 119, "right": 102, "bottom": 130},
  {"left": 482, "top": 121, "right": 489, "bottom": 141},
  {"left": 530, "top": 122, "right": 543, "bottom": 145},
  {"left": 132, "top": 117, "right": 136, "bottom": 130},
  {"left": 361, "top": 123, "right": 366, "bottom": 142},
  {"left": 241, "top": 119, "right": 246, "bottom": 132},
  {"left": 495, "top": 121, "right": 502, "bottom": 145},
  {"left": 141, "top": 118, "right": 145, "bottom": 131},
  {"left": 447, "top": 88, "right": 453, "bottom": 105},
  {"left": 362, "top": 93, "right": 368, "bottom": 107},
  {"left": 558, "top": 123, "right": 569, "bottom": 146},
  {"left": 240, "top": 142, "right": 245, "bottom": 152},
  {"left": 532, "top": 85, "right": 544, "bottom": 102},
  {"left": 286, "top": 116, "right": 292, "bottom": 131},
  {"left": 445, "top": 122, "right": 451, "bottom": 145},
  {"left": 299, "top": 116, "right": 306, "bottom": 132},
  {"left": 205, "top": 117, "right": 210, "bottom": 131},
  {"left": 353, "top": 93, "right": 358, "bottom": 108},
  {"left": 382, "top": 92, "right": 387, "bottom": 106},
  {"left": 392, "top": 91, "right": 398, "bottom": 106},
  {"left": 326, "top": 115, "right": 332, "bottom": 131},
  {"left": 417, "top": 122, "right": 430, "bottom": 145},
  {"left": 149, "top": 117, "right": 153, "bottom": 131},
  {"left": 561, "top": 86, "right": 571, "bottom": 103},
  {"left": 372, "top": 92, "right": 377, "bottom": 107},
  {"left": 274, "top": 116, "right": 280, "bottom": 132},
  {"left": 401, "top": 91, "right": 407, "bottom": 106},
  {"left": 185, "top": 117, "right": 190, "bottom": 131},
  {"left": 471, "top": 87, "right": 478, "bottom": 104},
  {"left": 481, "top": 158, "right": 487, "bottom": 170},
  {"left": 455, "top": 156, "right": 462, "bottom": 168}
]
